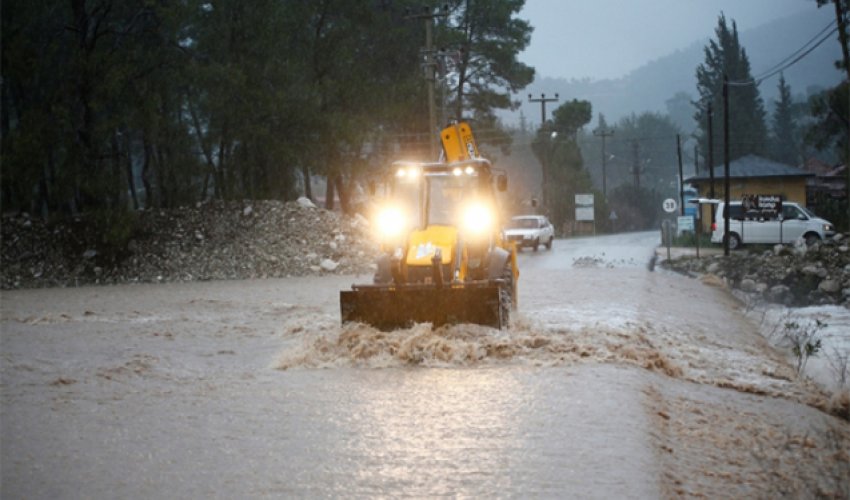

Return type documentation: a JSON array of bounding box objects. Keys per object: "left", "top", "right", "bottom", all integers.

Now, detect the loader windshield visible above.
[{"left": 426, "top": 173, "right": 479, "bottom": 226}]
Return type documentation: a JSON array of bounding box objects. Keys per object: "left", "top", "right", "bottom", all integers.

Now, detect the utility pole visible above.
[
  {"left": 707, "top": 102, "right": 715, "bottom": 226},
  {"left": 631, "top": 140, "right": 641, "bottom": 189},
  {"left": 407, "top": 5, "right": 448, "bottom": 160},
  {"left": 593, "top": 126, "right": 614, "bottom": 198},
  {"left": 723, "top": 74, "right": 731, "bottom": 257},
  {"left": 528, "top": 93, "right": 559, "bottom": 124},
  {"left": 528, "top": 92, "right": 558, "bottom": 216},
  {"left": 677, "top": 134, "right": 684, "bottom": 216},
  {"left": 694, "top": 144, "right": 699, "bottom": 176}
]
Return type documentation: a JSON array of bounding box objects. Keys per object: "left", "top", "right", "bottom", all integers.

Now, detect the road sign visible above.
[
  {"left": 576, "top": 207, "right": 594, "bottom": 221},
  {"left": 663, "top": 198, "right": 677, "bottom": 213},
  {"left": 575, "top": 193, "right": 594, "bottom": 206},
  {"left": 575, "top": 193, "right": 594, "bottom": 221},
  {"left": 677, "top": 215, "right": 694, "bottom": 235}
]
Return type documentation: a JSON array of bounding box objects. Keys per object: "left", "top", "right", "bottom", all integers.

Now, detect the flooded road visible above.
[{"left": 3, "top": 232, "right": 848, "bottom": 498}]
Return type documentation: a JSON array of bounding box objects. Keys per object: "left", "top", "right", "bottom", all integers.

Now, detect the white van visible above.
[{"left": 710, "top": 201, "right": 835, "bottom": 249}]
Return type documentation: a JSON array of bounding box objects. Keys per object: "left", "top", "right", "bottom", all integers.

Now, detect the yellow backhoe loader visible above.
[{"left": 340, "top": 122, "right": 518, "bottom": 330}]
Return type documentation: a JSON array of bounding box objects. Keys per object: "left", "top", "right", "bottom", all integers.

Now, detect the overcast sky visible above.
[{"left": 519, "top": 0, "right": 820, "bottom": 81}]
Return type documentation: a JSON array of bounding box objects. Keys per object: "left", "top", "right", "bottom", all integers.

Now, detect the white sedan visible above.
[{"left": 503, "top": 215, "right": 555, "bottom": 251}]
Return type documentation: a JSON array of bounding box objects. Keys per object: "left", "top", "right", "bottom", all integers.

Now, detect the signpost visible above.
[
  {"left": 575, "top": 193, "right": 595, "bottom": 235},
  {"left": 676, "top": 215, "right": 694, "bottom": 235},
  {"left": 661, "top": 198, "right": 677, "bottom": 260}
]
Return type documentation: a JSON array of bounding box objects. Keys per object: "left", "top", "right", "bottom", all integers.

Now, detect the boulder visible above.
[
  {"left": 297, "top": 197, "right": 317, "bottom": 209},
  {"left": 818, "top": 279, "right": 841, "bottom": 293},
  {"left": 740, "top": 278, "right": 757, "bottom": 292},
  {"left": 320, "top": 259, "right": 339, "bottom": 272},
  {"left": 768, "top": 285, "right": 791, "bottom": 303}
]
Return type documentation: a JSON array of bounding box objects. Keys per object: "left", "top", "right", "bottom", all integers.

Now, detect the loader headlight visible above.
[
  {"left": 395, "top": 166, "right": 420, "bottom": 179},
  {"left": 462, "top": 203, "right": 494, "bottom": 236},
  {"left": 376, "top": 207, "right": 407, "bottom": 238}
]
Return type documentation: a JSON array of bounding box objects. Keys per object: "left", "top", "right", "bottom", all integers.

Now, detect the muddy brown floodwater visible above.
[{"left": 2, "top": 232, "right": 848, "bottom": 498}]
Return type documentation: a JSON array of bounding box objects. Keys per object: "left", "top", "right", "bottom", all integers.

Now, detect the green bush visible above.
[
  {"left": 811, "top": 192, "right": 848, "bottom": 233},
  {"left": 670, "top": 231, "right": 712, "bottom": 247}
]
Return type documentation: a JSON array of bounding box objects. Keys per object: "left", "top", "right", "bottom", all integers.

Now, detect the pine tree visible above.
[
  {"left": 769, "top": 74, "right": 799, "bottom": 166},
  {"left": 693, "top": 14, "right": 768, "bottom": 165}
]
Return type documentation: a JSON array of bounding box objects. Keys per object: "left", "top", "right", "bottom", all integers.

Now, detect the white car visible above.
[
  {"left": 710, "top": 201, "right": 835, "bottom": 249},
  {"left": 503, "top": 215, "right": 555, "bottom": 251}
]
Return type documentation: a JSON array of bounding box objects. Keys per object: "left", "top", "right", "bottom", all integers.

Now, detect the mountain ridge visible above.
[{"left": 504, "top": 7, "right": 843, "bottom": 130}]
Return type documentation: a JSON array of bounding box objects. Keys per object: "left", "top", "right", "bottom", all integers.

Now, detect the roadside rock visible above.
[
  {"left": 1, "top": 200, "right": 380, "bottom": 289},
  {"left": 740, "top": 278, "right": 757, "bottom": 293},
  {"left": 819, "top": 279, "right": 841, "bottom": 293},
  {"left": 768, "top": 284, "right": 791, "bottom": 304},
  {"left": 661, "top": 233, "right": 850, "bottom": 307},
  {"left": 320, "top": 259, "right": 339, "bottom": 272}
]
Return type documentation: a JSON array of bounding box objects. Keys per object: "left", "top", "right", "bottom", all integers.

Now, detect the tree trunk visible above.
[
  {"left": 155, "top": 144, "right": 169, "bottom": 208},
  {"left": 335, "top": 174, "right": 351, "bottom": 215},
  {"left": 142, "top": 135, "right": 154, "bottom": 208},
  {"left": 325, "top": 175, "right": 335, "bottom": 210},
  {"left": 124, "top": 132, "right": 139, "bottom": 210},
  {"left": 302, "top": 164, "right": 313, "bottom": 201},
  {"left": 38, "top": 166, "right": 50, "bottom": 220},
  {"left": 187, "top": 94, "right": 217, "bottom": 201},
  {"left": 217, "top": 129, "right": 229, "bottom": 200},
  {"left": 110, "top": 132, "right": 124, "bottom": 209}
]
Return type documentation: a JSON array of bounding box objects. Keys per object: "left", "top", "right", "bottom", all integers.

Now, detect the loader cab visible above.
[{"left": 388, "top": 159, "right": 501, "bottom": 233}]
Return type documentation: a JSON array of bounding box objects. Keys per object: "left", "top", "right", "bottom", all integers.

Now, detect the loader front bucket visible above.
[{"left": 340, "top": 283, "right": 506, "bottom": 331}]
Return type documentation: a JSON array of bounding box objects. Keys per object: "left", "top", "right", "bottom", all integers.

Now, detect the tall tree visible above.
[
  {"left": 551, "top": 99, "right": 592, "bottom": 141},
  {"left": 443, "top": 0, "right": 534, "bottom": 129},
  {"left": 597, "top": 112, "right": 682, "bottom": 196},
  {"left": 769, "top": 74, "right": 800, "bottom": 166},
  {"left": 816, "top": 0, "right": 850, "bottom": 230},
  {"left": 693, "top": 14, "right": 768, "bottom": 165},
  {"left": 818, "top": 0, "right": 850, "bottom": 81},
  {"left": 531, "top": 100, "right": 593, "bottom": 231},
  {"left": 806, "top": 81, "right": 849, "bottom": 160}
]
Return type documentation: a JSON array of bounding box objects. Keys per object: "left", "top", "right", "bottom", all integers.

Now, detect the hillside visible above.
[{"left": 505, "top": 7, "right": 843, "bottom": 129}]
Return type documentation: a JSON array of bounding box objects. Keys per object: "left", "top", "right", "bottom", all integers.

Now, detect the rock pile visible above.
[
  {"left": 1, "top": 199, "right": 380, "bottom": 289},
  {"left": 662, "top": 235, "right": 850, "bottom": 307}
]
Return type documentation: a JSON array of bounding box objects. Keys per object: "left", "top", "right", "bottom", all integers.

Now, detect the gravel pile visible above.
[
  {"left": 1, "top": 199, "right": 380, "bottom": 289},
  {"left": 662, "top": 235, "right": 850, "bottom": 307}
]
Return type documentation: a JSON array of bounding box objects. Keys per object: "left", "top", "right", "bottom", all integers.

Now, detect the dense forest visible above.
[
  {"left": 1, "top": 0, "right": 533, "bottom": 217},
  {"left": 2, "top": 0, "right": 848, "bottom": 232}
]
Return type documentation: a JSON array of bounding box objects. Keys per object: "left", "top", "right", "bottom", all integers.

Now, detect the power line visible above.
[
  {"left": 752, "top": 18, "right": 837, "bottom": 80},
  {"left": 728, "top": 21, "right": 841, "bottom": 87}
]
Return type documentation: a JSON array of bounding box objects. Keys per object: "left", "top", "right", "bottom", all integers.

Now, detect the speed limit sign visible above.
[{"left": 662, "top": 198, "right": 678, "bottom": 213}]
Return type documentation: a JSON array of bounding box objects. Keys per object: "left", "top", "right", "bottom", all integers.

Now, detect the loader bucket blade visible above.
[{"left": 340, "top": 285, "right": 505, "bottom": 331}]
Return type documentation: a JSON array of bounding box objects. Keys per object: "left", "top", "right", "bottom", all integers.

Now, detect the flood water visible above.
[{"left": 3, "top": 231, "right": 845, "bottom": 498}]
